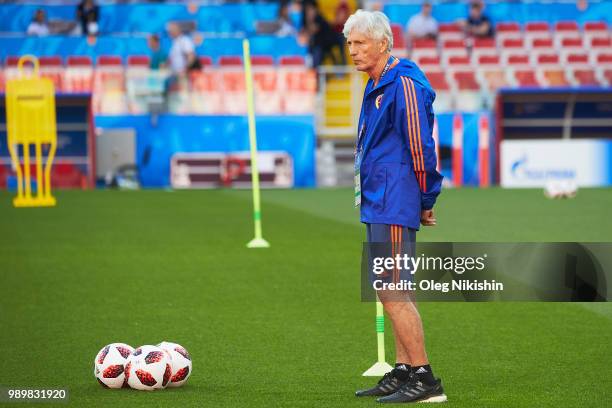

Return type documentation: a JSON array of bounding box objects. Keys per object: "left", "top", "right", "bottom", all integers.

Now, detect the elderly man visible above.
[{"left": 343, "top": 10, "right": 445, "bottom": 403}]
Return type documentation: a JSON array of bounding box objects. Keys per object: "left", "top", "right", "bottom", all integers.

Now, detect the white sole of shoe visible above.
[{"left": 418, "top": 394, "right": 448, "bottom": 403}]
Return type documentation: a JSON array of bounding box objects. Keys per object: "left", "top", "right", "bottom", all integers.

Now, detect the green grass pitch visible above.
[{"left": 1, "top": 187, "right": 611, "bottom": 407}]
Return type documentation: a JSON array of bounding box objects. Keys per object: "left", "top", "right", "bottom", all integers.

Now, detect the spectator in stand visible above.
[
  {"left": 148, "top": 34, "right": 167, "bottom": 70},
  {"left": 276, "top": 3, "right": 297, "bottom": 37},
  {"left": 303, "top": 1, "right": 346, "bottom": 68},
  {"left": 333, "top": 0, "right": 350, "bottom": 34},
  {"left": 167, "top": 22, "right": 197, "bottom": 74},
  {"left": 405, "top": 1, "right": 438, "bottom": 41},
  {"left": 76, "top": 0, "right": 100, "bottom": 36},
  {"left": 462, "top": 0, "right": 494, "bottom": 38},
  {"left": 27, "top": 9, "right": 49, "bottom": 37}
]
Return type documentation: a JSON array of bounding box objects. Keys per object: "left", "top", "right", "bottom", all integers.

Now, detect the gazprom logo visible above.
[{"left": 511, "top": 154, "right": 575, "bottom": 180}]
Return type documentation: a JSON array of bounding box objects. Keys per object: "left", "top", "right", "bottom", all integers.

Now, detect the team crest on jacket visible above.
[{"left": 375, "top": 94, "right": 383, "bottom": 109}]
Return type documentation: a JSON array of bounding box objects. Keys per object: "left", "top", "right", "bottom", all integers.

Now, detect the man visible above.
[
  {"left": 463, "top": 0, "right": 494, "bottom": 38},
  {"left": 343, "top": 10, "right": 445, "bottom": 403},
  {"left": 167, "top": 23, "right": 197, "bottom": 75},
  {"left": 406, "top": 1, "right": 438, "bottom": 41},
  {"left": 27, "top": 9, "right": 50, "bottom": 37},
  {"left": 76, "top": 0, "right": 99, "bottom": 36}
]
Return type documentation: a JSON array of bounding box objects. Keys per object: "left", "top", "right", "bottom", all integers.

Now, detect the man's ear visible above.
[{"left": 380, "top": 38, "right": 389, "bottom": 53}]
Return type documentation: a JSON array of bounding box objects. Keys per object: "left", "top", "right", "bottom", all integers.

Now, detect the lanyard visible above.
[{"left": 356, "top": 56, "right": 397, "bottom": 152}]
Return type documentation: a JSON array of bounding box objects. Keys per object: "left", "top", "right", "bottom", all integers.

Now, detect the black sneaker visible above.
[
  {"left": 355, "top": 370, "right": 408, "bottom": 397},
  {"left": 376, "top": 376, "right": 447, "bottom": 403}
]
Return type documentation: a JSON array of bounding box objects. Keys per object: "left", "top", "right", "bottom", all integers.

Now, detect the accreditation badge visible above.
[{"left": 354, "top": 149, "right": 362, "bottom": 207}]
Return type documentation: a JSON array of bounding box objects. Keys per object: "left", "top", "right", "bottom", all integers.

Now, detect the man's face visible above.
[
  {"left": 168, "top": 23, "right": 179, "bottom": 38},
  {"left": 422, "top": 3, "right": 432, "bottom": 17},
  {"left": 347, "top": 30, "right": 386, "bottom": 72},
  {"left": 470, "top": 4, "right": 482, "bottom": 19}
]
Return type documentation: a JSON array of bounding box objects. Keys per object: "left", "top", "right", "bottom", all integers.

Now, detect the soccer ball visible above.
[
  {"left": 94, "top": 343, "right": 134, "bottom": 389},
  {"left": 157, "top": 341, "right": 192, "bottom": 387},
  {"left": 125, "top": 345, "right": 172, "bottom": 391}
]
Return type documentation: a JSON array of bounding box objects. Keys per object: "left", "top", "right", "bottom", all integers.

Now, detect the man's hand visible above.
[{"left": 420, "top": 209, "right": 436, "bottom": 226}]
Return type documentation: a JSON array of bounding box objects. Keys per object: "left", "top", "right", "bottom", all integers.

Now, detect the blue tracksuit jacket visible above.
[{"left": 357, "top": 57, "right": 443, "bottom": 230}]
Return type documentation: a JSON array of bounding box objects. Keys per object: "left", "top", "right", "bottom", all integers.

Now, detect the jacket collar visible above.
[{"left": 365, "top": 56, "right": 400, "bottom": 96}]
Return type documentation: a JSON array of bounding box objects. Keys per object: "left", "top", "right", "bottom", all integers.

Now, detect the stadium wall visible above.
[{"left": 94, "top": 115, "right": 316, "bottom": 188}]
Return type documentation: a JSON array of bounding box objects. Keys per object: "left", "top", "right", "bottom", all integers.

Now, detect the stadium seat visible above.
[
  {"left": 391, "top": 23, "right": 406, "bottom": 51},
  {"left": 425, "top": 71, "right": 450, "bottom": 91},
  {"left": 416, "top": 55, "right": 441, "bottom": 70},
  {"left": 253, "top": 69, "right": 281, "bottom": 114},
  {"left": 189, "top": 71, "right": 223, "bottom": 114},
  {"left": 127, "top": 55, "right": 151, "bottom": 67},
  {"left": 495, "top": 22, "right": 522, "bottom": 43},
  {"left": 453, "top": 71, "right": 480, "bottom": 90},
  {"left": 279, "top": 56, "right": 305, "bottom": 66},
  {"left": 281, "top": 68, "right": 316, "bottom": 114},
  {"left": 67, "top": 56, "right": 93, "bottom": 66},
  {"left": 505, "top": 53, "right": 530, "bottom": 66},
  {"left": 554, "top": 21, "right": 580, "bottom": 42},
  {"left": 471, "top": 38, "right": 498, "bottom": 62},
  {"left": 476, "top": 55, "right": 509, "bottom": 91},
  {"left": 583, "top": 21, "right": 609, "bottom": 43},
  {"left": 603, "top": 69, "right": 612, "bottom": 86},
  {"left": 39, "top": 56, "right": 63, "bottom": 90},
  {"left": 251, "top": 55, "right": 274, "bottom": 66},
  {"left": 219, "top": 56, "right": 243, "bottom": 66},
  {"left": 199, "top": 56, "right": 213, "bottom": 67},
  {"left": 65, "top": 56, "right": 94, "bottom": 93},
  {"left": 441, "top": 39, "right": 468, "bottom": 64},
  {"left": 536, "top": 54, "right": 569, "bottom": 87},
  {"left": 513, "top": 69, "right": 540, "bottom": 87},
  {"left": 571, "top": 69, "right": 600, "bottom": 86},
  {"left": 438, "top": 23, "right": 463, "bottom": 41},
  {"left": 220, "top": 69, "right": 247, "bottom": 114},
  {"left": 500, "top": 38, "right": 526, "bottom": 63},
  {"left": 97, "top": 55, "right": 123, "bottom": 66},
  {"left": 590, "top": 37, "right": 612, "bottom": 63},
  {"left": 409, "top": 39, "right": 438, "bottom": 61},
  {"left": 524, "top": 21, "right": 551, "bottom": 42}
]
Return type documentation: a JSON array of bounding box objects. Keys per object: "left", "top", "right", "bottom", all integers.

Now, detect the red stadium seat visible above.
[
  {"left": 496, "top": 22, "right": 521, "bottom": 33},
  {"left": 472, "top": 38, "right": 497, "bottom": 60},
  {"left": 565, "top": 53, "right": 589, "bottom": 65},
  {"left": 438, "top": 23, "right": 463, "bottom": 41},
  {"left": 525, "top": 22, "right": 551, "bottom": 43},
  {"left": 282, "top": 69, "right": 316, "bottom": 114},
  {"left": 251, "top": 55, "right": 274, "bottom": 66},
  {"left": 531, "top": 38, "right": 554, "bottom": 49},
  {"left": 597, "top": 54, "right": 612, "bottom": 65},
  {"left": 507, "top": 54, "right": 530, "bottom": 65},
  {"left": 391, "top": 23, "right": 405, "bottom": 50},
  {"left": 603, "top": 69, "right": 612, "bottom": 85},
  {"left": 416, "top": 55, "right": 441, "bottom": 67},
  {"left": 537, "top": 54, "right": 559, "bottom": 65},
  {"left": 525, "top": 22, "right": 550, "bottom": 33},
  {"left": 279, "top": 56, "right": 305, "bottom": 66},
  {"left": 97, "top": 55, "right": 122, "bottom": 66},
  {"left": 425, "top": 71, "right": 450, "bottom": 91},
  {"left": 448, "top": 55, "right": 470, "bottom": 66},
  {"left": 127, "top": 55, "right": 150, "bottom": 67},
  {"left": 189, "top": 71, "right": 222, "bottom": 114},
  {"left": 409, "top": 39, "right": 438, "bottom": 60},
  {"left": 39, "top": 56, "right": 63, "bottom": 67},
  {"left": 501, "top": 38, "right": 525, "bottom": 49},
  {"left": 478, "top": 55, "right": 500, "bottom": 65},
  {"left": 219, "top": 56, "right": 242, "bottom": 66},
  {"left": 554, "top": 21, "right": 579, "bottom": 33},
  {"left": 513, "top": 69, "right": 540, "bottom": 87},
  {"left": 67, "top": 56, "right": 93, "bottom": 66},
  {"left": 591, "top": 37, "right": 611, "bottom": 48},
  {"left": 571, "top": 69, "right": 600, "bottom": 86},
  {"left": 199, "top": 56, "right": 213, "bottom": 67},
  {"left": 6, "top": 56, "right": 20, "bottom": 66},
  {"left": 584, "top": 21, "right": 607, "bottom": 32},
  {"left": 453, "top": 71, "right": 479, "bottom": 90},
  {"left": 561, "top": 37, "right": 583, "bottom": 49}
]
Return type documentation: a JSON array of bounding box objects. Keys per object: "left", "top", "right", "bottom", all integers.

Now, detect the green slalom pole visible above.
[
  {"left": 243, "top": 38, "right": 270, "bottom": 249},
  {"left": 362, "top": 298, "right": 393, "bottom": 376}
]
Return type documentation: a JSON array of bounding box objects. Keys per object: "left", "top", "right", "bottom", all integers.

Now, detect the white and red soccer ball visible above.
[
  {"left": 157, "top": 341, "right": 192, "bottom": 387},
  {"left": 125, "top": 345, "right": 172, "bottom": 391},
  {"left": 94, "top": 343, "right": 134, "bottom": 389}
]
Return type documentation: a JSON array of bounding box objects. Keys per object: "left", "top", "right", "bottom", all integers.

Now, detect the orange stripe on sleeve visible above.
[
  {"left": 401, "top": 77, "right": 418, "bottom": 171},
  {"left": 409, "top": 79, "right": 427, "bottom": 191}
]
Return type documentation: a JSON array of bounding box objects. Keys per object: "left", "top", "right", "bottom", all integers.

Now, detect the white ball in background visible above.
[
  {"left": 125, "top": 345, "right": 172, "bottom": 391},
  {"left": 157, "top": 341, "right": 192, "bottom": 387},
  {"left": 94, "top": 343, "right": 134, "bottom": 389}
]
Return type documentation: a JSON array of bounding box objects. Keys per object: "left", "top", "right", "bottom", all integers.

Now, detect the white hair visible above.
[{"left": 342, "top": 10, "right": 393, "bottom": 52}]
